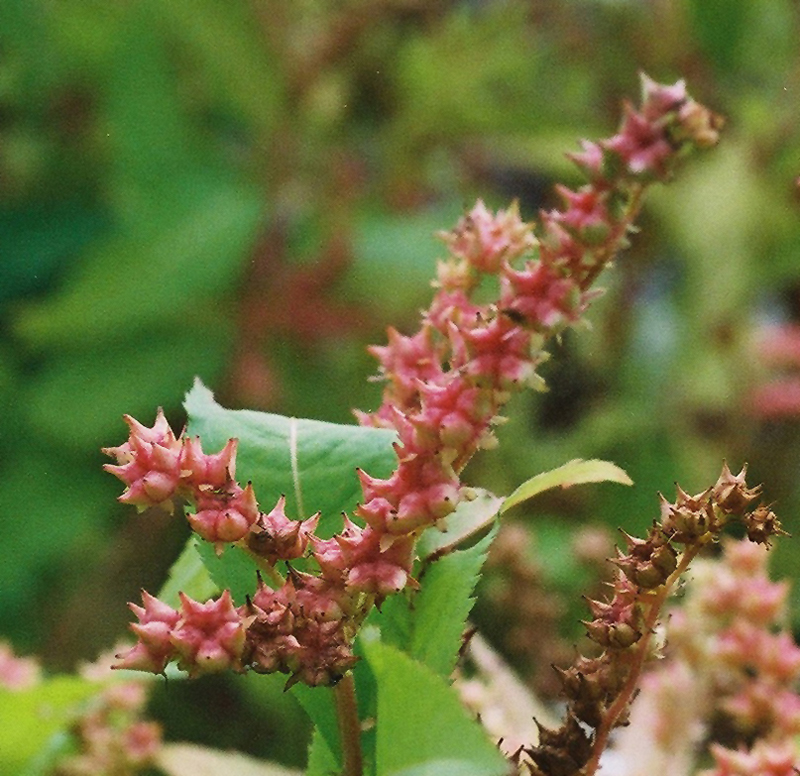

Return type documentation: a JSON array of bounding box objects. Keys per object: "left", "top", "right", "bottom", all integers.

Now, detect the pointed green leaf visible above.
[
  {"left": 500, "top": 458, "right": 632, "bottom": 514},
  {"left": 15, "top": 183, "right": 263, "bottom": 350},
  {"left": 184, "top": 379, "right": 397, "bottom": 537},
  {"left": 291, "top": 685, "right": 341, "bottom": 768},
  {"left": 364, "top": 642, "right": 507, "bottom": 776},
  {"left": 416, "top": 489, "right": 502, "bottom": 561},
  {"left": 194, "top": 541, "right": 264, "bottom": 604},
  {"left": 305, "top": 728, "right": 339, "bottom": 776},
  {"left": 410, "top": 529, "right": 495, "bottom": 677}
]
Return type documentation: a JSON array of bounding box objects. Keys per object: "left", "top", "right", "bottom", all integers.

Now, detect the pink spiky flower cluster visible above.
[
  {"left": 102, "top": 412, "right": 255, "bottom": 548},
  {"left": 55, "top": 679, "right": 162, "bottom": 776},
  {"left": 114, "top": 590, "right": 245, "bottom": 678},
  {"left": 105, "top": 74, "right": 721, "bottom": 688}
]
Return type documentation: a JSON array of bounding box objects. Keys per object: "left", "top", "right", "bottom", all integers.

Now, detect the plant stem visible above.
[
  {"left": 583, "top": 545, "right": 701, "bottom": 776},
  {"left": 335, "top": 672, "right": 363, "bottom": 776},
  {"left": 240, "top": 545, "right": 285, "bottom": 588}
]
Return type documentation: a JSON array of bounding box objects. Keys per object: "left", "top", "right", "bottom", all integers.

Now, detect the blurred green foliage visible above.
[{"left": 2, "top": 0, "right": 799, "bottom": 768}]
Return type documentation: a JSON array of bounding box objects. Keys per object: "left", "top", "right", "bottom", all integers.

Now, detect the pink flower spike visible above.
[{"left": 704, "top": 740, "right": 799, "bottom": 776}]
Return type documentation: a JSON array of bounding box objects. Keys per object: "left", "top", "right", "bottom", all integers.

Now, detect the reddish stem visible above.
[
  {"left": 583, "top": 545, "right": 701, "bottom": 776},
  {"left": 335, "top": 672, "right": 363, "bottom": 776}
]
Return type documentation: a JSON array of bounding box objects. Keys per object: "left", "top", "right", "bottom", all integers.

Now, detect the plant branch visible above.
[
  {"left": 335, "top": 672, "right": 363, "bottom": 776},
  {"left": 583, "top": 545, "right": 701, "bottom": 776}
]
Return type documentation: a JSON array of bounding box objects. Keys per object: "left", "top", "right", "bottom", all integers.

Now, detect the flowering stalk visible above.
[
  {"left": 525, "top": 463, "right": 785, "bottom": 776},
  {"left": 104, "top": 74, "right": 721, "bottom": 693}
]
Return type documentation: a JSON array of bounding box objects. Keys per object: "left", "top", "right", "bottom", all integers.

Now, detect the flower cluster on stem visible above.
[
  {"left": 104, "top": 74, "right": 721, "bottom": 690},
  {"left": 524, "top": 463, "right": 786, "bottom": 776},
  {"left": 608, "top": 534, "right": 800, "bottom": 776}
]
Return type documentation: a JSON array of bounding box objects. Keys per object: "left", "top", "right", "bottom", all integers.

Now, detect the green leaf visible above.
[
  {"left": 0, "top": 201, "right": 108, "bottom": 307},
  {"left": 417, "top": 489, "right": 502, "bottom": 561},
  {"left": 687, "top": 0, "right": 750, "bottom": 72},
  {"left": 0, "top": 676, "right": 96, "bottom": 773},
  {"left": 410, "top": 529, "right": 495, "bottom": 677},
  {"left": 349, "top": 205, "right": 462, "bottom": 319},
  {"left": 500, "top": 458, "right": 632, "bottom": 514},
  {"left": 392, "top": 761, "right": 506, "bottom": 776},
  {"left": 194, "top": 541, "right": 263, "bottom": 604},
  {"left": 184, "top": 379, "right": 397, "bottom": 537},
  {"left": 364, "top": 642, "right": 507, "bottom": 776},
  {"left": 157, "top": 536, "right": 218, "bottom": 608},
  {"left": 366, "top": 498, "right": 498, "bottom": 678},
  {"left": 157, "top": 742, "right": 302, "bottom": 776},
  {"left": 291, "top": 685, "right": 341, "bottom": 768},
  {"left": 305, "top": 728, "right": 339, "bottom": 776},
  {"left": 154, "top": 0, "right": 283, "bottom": 137}
]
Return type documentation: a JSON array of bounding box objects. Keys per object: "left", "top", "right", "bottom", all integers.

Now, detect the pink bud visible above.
[
  {"left": 553, "top": 185, "right": 612, "bottom": 246},
  {"left": 103, "top": 410, "right": 183, "bottom": 512},
  {"left": 186, "top": 482, "right": 259, "bottom": 545},
  {"left": 566, "top": 139, "right": 606, "bottom": 181},
  {"left": 170, "top": 591, "right": 245, "bottom": 677},
  {"left": 122, "top": 721, "right": 162, "bottom": 765},
  {"left": 114, "top": 591, "right": 180, "bottom": 674},
  {"left": 639, "top": 74, "right": 687, "bottom": 120},
  {"left": 603, "top": 103, "right": 674, "bottom": 179},
  {"left": 180, "top": 436, "right": 238, "bottom": 491},
  {"left": 439, "top": 199, "right": 536, "bottom": 274},
  {"left": 247, "top": 496, "right": 319, "bottom": 562},
  {"left": 347, "top": 560, "right": 409, "bottom": 598}
]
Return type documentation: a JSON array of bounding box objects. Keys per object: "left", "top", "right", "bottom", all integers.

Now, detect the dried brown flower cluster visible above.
[{"left": 525, "top": 464, "right": 785, "bottom": 776}]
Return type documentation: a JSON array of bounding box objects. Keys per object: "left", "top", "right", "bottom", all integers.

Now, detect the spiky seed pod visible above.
[
  {"left": 113, "top": 591, "right": 181, "bottom": 674},
  {"left": 247, "top": 496, "right": 320, "bottom": 563},
  {"left": 659, "top": 487, "right": 719, "bottom": 542},
  {"left": 712, "top": 462, "right": 763, "bottom": 515},
  {"left": 102, "top": 410, "right": 183, "bottom": 512},
  {"left": 743, "top": 505, "right": 786, "bottom": 546},
  {"left": 179, "top": 436, "right": 238, "bottom": 491},
  {"left": 169, "top": 591, "right": 245, "bottom": 677},
  {"left": 186, "top": 481, "right": 260, "bottom": 547}
]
